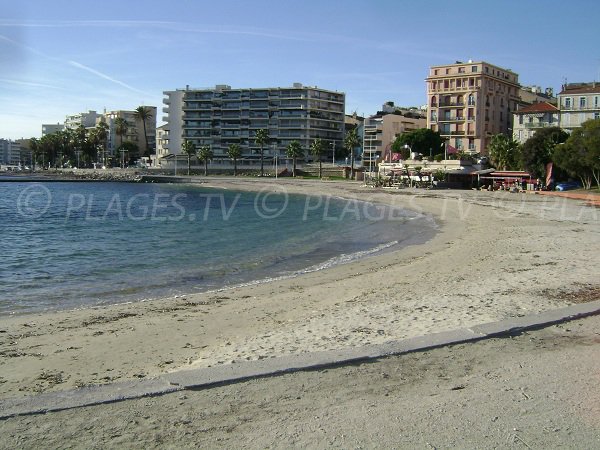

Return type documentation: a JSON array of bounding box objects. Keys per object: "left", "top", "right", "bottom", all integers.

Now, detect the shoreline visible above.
[{"left": 0, "top": 179, "right": 598, "bottom": 399}]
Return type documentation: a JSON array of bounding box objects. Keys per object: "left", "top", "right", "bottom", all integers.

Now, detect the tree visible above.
[
  {"left": 310, "top": 138, "right": 325, "bottom": 178},
  {"left": 134, "top": 106, "right": 153, "bottom": 158},
  {"left": 521, "top": 127, "right": 568, "bottom": 179},
  {"left": 255, "top": 128, "right": 269, "bottom": 177},
  {"left": 286, "top": 140, "right": 304, "bottom": 177},
  {"left": 197, "top": 145, "right": 214, "bottom": 176},
  {"left": 114, "top": 117, "right": 129, "bottom": 167},
  {"left": 29, "top": 137, "right": 39, "bottom": 171},
  {"left": 487, "top": 134, "right": 522, "bottom": 170},
  {"left": 227, "top": 143, "right": 242, "bottom": 176},
  {"left": 553, "top": 119, "right": 600, "bottom": 189},
  {"left": 181, "top": 140, "right": 196, "bottom": 175},
  {"left": 344, "top": 127, "right": 360, "bottom": 179},
  {"left": 93, "top": 121, "right": 109, "bottom": 166},
  {"left": 392, "top": 128, "right": 444, "bottom": 160},
  {"left": 118, "top": 142, "right": 139, "bottom": 167}
]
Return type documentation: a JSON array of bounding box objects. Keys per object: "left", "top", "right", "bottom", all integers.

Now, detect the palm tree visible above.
[
  {"left": 181, "top": 140, "right": 196, "bottom": 175},
  {"left": 310, "top": 138, "right": 325, "bottom": 178},
  {"left": 134, "top": 106, "right": 153, "bottom": 159},
  {"left": 114, "top": 117, "right": 129, "bottom": 168},
  {"left": 94, "top": 121, "right": 109, "bottom": 166},
  {"left": 286, "top": 140, "right": 304, "bottom": 177},
  {"left": 29, "top": 137, "right": 39, "bottom": 171},
  {"left": 197, "top": 145, "right": 214, "bottom": 176},
  {"left": 344, "top": 128, "right": 360, "bottom": 179},
  {"left": 227, "top": 143, "right": 242, "bottom": 176},
  {"left": 255, "top": 128, "right": 269, "bottom": 177}
]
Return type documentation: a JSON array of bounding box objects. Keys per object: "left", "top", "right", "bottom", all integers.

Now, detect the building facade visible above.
[
  {"left": 558, "top": 82, "right": 600, "bottom": 132},
  {"left": 0, "top": 139, "right": 23, "bottom": 166},
  {"left": 160, "top": 83, "right": 345, "bottom": 165},
  {"left": 362, "top": 109, "right": 426, "bottom": 168},
  {"left": 104, "top": 108, "right": 157, "bottom": 158},
  {"left": 426, "top": 60, "right": 520, "bottom": 154},
  {"left": 512, "top": 102, "right": 560, "bottom": 144},
  {"left": 64, "top": 110, "right": 102, "bottom": 130},
  {"left": 42, "top": 123, "right": 64, "bottom": 136}
]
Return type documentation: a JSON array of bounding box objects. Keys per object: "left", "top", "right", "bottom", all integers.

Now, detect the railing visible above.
[
  {"left": 438, "top": 102, "right": 465, "bottom": 107},
  {"left": 522, "top": 122, "right": 556, "bottom": 128},
  {"left": 560, "top": 105, "right": 600, "bottom": 111}
]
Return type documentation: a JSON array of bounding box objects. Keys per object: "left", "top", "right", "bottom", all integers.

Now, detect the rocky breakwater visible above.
[{"left": 57, "top": 169, "right": 144, "bottom": 182}]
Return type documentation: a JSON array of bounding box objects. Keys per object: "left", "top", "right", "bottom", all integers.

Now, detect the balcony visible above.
[
  {"left": 439, "top": 116, "right": 466, "bottom": 122},
  {"left": 450, "top": 131, "right": 465, "bottom": 136},
  {"left": 438, "top": 102, "right": 465, "bottom": 107},
  {"left": 522, "top": 122, "right": 556, "bottom": 129}
]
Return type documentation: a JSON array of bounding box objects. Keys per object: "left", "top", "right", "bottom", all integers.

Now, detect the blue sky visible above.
[{"left": 1, "top": 0, "right": 599, "bottom": 139}]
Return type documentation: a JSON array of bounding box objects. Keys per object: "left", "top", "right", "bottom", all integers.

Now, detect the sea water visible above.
[{"left": 0, "top": 181, "right": 436, "bottom": 314}]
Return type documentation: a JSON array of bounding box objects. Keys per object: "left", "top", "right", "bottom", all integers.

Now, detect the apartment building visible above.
[
  {"left": 0, "top": 139, "right": 23, "bottom": 166},
  {"left": 160, "top": 83, "right": 345, "bottom": 165},
  {"left": 42, "top": 123, "right": 64, "bottom": 136},
  {"left": 363, "top": 108, "right": 426, "bottom": 168},
  {"left": 64, "top": 110, "right": 102, "bottom": 130},
  {"left": 104, "top": 108, "right": 157, "bottom": 157},
  {"left": 426, "top": 60, "right": 520, "bottom": 154},
  {"left": 512, "top": 102, "right": 559, "bottom": 144},
  {"left": 558, "top": 82, "right": 600, "bottom": 132}
]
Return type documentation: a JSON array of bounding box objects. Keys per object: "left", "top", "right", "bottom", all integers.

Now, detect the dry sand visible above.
[
  {"left": 1, "top": 309, "right": 599, "bottom": 449},
  {"left": 0, "top": 179, "right": 598, "bottom": 403}
]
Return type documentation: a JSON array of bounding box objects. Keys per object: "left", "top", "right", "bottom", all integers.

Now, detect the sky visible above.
[{"left": 1, "top": 0, "right": 599, "bottom": 140}]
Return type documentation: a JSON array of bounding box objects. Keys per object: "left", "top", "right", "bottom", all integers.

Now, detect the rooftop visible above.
[
  {"left": 515, "top": 102, "right": 559, "bottom": 114},
  {"left": 559, "top": 82, "right": 600, "bottom": 95}
]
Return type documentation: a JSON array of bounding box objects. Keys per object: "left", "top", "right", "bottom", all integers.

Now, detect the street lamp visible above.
[{"left": 331, "top": 141, "right": 335, "bottom": 165}]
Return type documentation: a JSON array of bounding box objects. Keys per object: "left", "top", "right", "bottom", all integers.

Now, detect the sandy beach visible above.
[{"left": 0, "top": 179, "right": 598, "bottom": 401}]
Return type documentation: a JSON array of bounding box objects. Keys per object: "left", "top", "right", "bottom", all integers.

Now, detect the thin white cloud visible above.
[
  {"left": 0, "top": 77, "right": 65, "bottom": 90},
  {"left": 68, "top": 60, "right": 150, "bottom": 96}
]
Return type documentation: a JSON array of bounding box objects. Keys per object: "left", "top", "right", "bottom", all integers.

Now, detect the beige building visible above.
[
  {"left": 363, "top": 110, "right": 426, "bottom": 168},
  {"left": 558, "top": 82, "right": 600, "bottom": 132},
  {"left": 426, "top": 60, "right": 520, "bottom": 154},
  {"left": 104, "top": 108, "right": 157, "bottom": 158},
  {"left": 512, "top": 102, "right": 559, "bottom": 144}
]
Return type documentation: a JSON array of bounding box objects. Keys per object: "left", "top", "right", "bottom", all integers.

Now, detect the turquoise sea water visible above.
[{"left": 0, "top": 181, "right": 436, "bottom": 315}]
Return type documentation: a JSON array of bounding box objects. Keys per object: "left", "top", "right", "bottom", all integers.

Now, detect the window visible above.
[
  {"left": 431, "top": 96, "right": 437, "bottom": 106},
  {"left": 595, "top": 112, "right": 600, "bottom": 120},
  {"left": 446, "top": 68, "right": 450, "bottom": 74},
  {"left": 434, "top": 69, "right": 438, "bottom": 75},
  {"left": 579, "top": 97, "right": 586, "bottom": 108},
  {"left": 472, "top": 65, "right": 478, "bottom": 73},
  {"left": 458, "top": 67, "right": 465, "bottom": 73},
  {"left": 564, "top": 97, "right": 571, "bottom": 108},
  {"left": 519, "top": 115, "right": 523, "bottom": 125},
  {"left": 595, "top": 96, "right": 599, "bottom": 107},
  {"left": 468, "top": 94, "right": 475, "bottom": 106}
]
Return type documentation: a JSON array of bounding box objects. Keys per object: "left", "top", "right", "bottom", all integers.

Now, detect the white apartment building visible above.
[
  {"left": 558, "top": 82, "right": 600, "bottom": 132},
  {"left": 363, "top": 110, "right": 426, "bottom": 168},
  {"left": 42, "top": 123, "right": 64, "bottom": 136},
  {"left": 512, "top": 102, "right": 559, "bottom": 144},
  {"left": 160, "top": 83, "right": 345, "bottom": 165},
  {"left": 64, "top": 110, "right": 102, "bottom": 130}
]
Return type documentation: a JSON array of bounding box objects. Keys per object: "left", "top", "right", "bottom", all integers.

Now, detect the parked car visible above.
[{"left": 555, "top": 181, "right": 582, "bottom": 191}]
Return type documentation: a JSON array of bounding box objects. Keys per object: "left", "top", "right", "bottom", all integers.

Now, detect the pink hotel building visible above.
[{"left": 426, "top": 60, "right": 520, "bottom": 155}]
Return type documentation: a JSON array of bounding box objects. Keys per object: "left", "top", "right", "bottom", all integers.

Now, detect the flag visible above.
[
  {"left": 391, "top": 152, "right": 401, "bottom": 161},
  {"left": 447, "top": 144, "right": 458, "bottom": 154},
  {"left": 545, "top": 162, "right": 553, "bottom": 187}
]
